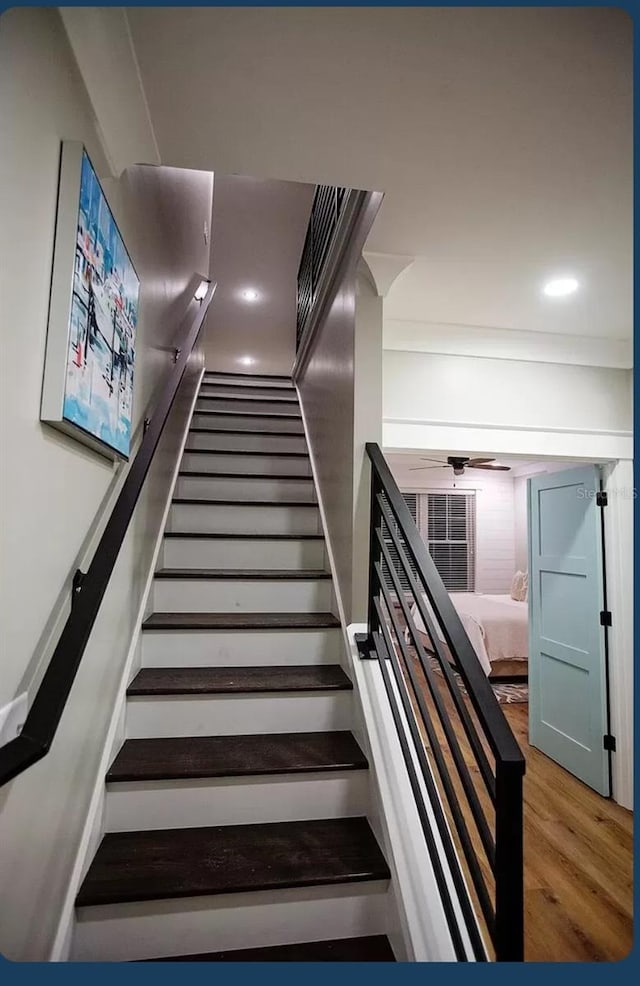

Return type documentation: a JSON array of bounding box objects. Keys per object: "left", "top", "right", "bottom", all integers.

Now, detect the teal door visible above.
[{"left": 528, "top": 466, "right": 610, "bottom": 796}]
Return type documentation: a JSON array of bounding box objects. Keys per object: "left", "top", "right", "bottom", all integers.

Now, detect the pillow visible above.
[{"left": 510, "top": 570, "right": 527, "bottom": 602}]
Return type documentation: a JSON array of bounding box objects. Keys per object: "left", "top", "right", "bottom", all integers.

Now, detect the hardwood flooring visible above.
[
  {"left": 403, "top": 648, "right": 633, "bottom": 961},
  {"left": 504, "top": 702, "right": 633, "bottom": 962}
]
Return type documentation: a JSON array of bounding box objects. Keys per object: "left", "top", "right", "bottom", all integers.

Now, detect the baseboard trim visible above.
[{"left": 49, "top": 367, "right": 204, "bottom": 960}]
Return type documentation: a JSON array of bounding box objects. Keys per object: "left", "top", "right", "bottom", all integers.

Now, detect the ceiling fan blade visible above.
[
  {"left": 418, "top": 457, "right": 448, "bottom": 464},
  {"left": 472, "top": 463, "right": 511, "bottom": 471},
  {"left": 408, "top": 465, "right": 446, "bottom": 471},
  {"left": 468, "top": 458, "right": 496, "bottom": 465}
]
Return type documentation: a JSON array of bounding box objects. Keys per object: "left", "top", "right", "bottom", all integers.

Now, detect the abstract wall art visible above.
[{"left": 41, "top": 142, "right": 140, "bottom": 459}]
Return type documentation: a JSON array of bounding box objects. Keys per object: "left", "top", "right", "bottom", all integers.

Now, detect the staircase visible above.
[{"left": 72, "top": 371, "right": 394, "bottom": 962}]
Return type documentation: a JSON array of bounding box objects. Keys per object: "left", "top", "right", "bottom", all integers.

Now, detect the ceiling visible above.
[
  {"left": 203, "top": 175, "right": 314, "bottom": 375},
  {"left": 385, "top": 452, "right": 578, "bottom": 481},
  {"left": 127, "top": 6, "right": 632, "bottom": 346}
]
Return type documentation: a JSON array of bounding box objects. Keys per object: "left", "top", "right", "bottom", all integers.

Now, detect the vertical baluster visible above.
[
  {"left": 366, "top": 470, "right": 382, "bottom": 652},
  {"left": 494, "top": 759, "right": 525, "bottom": 960}
]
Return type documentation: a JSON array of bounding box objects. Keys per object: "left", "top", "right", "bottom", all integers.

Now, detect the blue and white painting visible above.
[{"left": 63, "top": 151, "right": 139, "bottom": 457}]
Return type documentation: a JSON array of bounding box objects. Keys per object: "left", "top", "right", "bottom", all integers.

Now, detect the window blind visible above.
[
  {"left": 380, "top": 490, "right": 476, "bottom": 595},
  {"left": 424, "top": 492, "right": 476, "bottom": 592},
  {"left": 381, "top": 492, "right": 418, "bottom": 591}
]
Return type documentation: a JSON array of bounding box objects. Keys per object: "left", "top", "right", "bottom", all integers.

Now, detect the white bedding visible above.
[{"left": 408, "top": 592, "right": 528, "bottom": 676}]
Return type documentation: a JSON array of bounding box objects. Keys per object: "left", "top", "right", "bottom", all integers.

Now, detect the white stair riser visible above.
[
  {"left": 105, "top": 772, "right": 369, "bottom": 832},
  {"left": 196, "top": 398, "right": 299, "bottom": 415},
  {"left": 175, "top": 475, "right": 316, "bottom": 502},
  {"left": 169, "top": 502, "right": 320, "bottom": 535},
  {"left": 72, "top": 881, "right": 389, "bottom": 961},
  {"left": 181, "top": 452, "right": 311, "bottom": 476},
  {"left": 126, "top": 692, "right": 353, "bottom": 738},
  {"left": 191, "top": 414, "right": 304, "bottom": 433},
  {"left": 153, "top": 578, "right": 332, "bottom": 613},
  {"left": 141, "top": 628, "right": 342, "bottom": 667},
  {"left": 163, "top": 537, "right": 326, "bottom": 570},
  {"left": 199, "top": 385, "right": 296, "bottom": 401},
  {"left": 188, "top": 431, "right": 307, "bottom": 453},
  {"left": 203, "top": 374, "right": 292, "bottom": 389}
]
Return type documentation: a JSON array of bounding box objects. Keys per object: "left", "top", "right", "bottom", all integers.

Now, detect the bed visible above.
[{"left": 408, "top": 592, "right": 528, "bottom": 677}]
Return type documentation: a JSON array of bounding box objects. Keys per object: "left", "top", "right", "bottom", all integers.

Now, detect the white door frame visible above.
[{"left": 383, "top": 420, "right": 633, "bottom": 809}]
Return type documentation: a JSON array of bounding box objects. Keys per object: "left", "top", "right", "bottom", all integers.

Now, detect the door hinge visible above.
[
  {"left": 600, "top": 610, "right": 612, "bottom": 627},
  {"left": 596, "top": 490, "right": 608, "bottom": 507},
  {"left": 603, "top": 734, "right": 616, "bottom": 752}
]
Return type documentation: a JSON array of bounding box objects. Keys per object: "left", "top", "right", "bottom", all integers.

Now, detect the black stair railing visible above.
[
  {"left": 296, "top": 183, "right": 348, "bottom": 349},
  {"left": 358, "top": 443, "right": 525, "bottom": 962},
  {"left": 0, "top": 280, "right": 216, "bottom": 788}
]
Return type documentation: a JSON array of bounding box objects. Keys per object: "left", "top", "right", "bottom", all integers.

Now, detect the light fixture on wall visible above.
[
  {"left": 241, "top": 287, "right": 260, "bottom": 303},
  {"left": 240, "top": 356, "right": 255, "bottom": 366},
  {"left": 542, "top": 276, "right": 579, "bottom": 298},
  {"left": 194, "top": 279, "right": 210, "bottom": 302}
]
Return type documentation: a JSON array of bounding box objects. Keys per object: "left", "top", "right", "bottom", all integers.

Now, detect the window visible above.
[
  {"left": 423, "top": 492, "right": 476, "bottom": 592},
  {"left": 382, "top": 491, "right": 476, "bottom": 594},
  {"left": 381, "top": 492, "right": 418, "bottom": 592}
]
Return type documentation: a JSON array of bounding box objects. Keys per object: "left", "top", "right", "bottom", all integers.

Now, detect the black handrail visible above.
[
  {"left": 359, "top": 443, "right": 525, "bottom": 961},
  {"left": 0, "top": 282, "right": 216, "bottom": 788}
]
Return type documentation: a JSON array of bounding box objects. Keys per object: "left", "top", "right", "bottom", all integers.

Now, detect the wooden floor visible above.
[
  {"left": 503, "top": 702, "right": 633, "bottom": 962},
  {"left": 400, "top": 645, "right": 633, "bottom": 962}
]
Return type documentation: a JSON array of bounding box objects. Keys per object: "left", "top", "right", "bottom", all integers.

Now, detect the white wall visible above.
[
  {"left": 383, "top": 350, "right": 633, "bottom": 462},
  {"left": 513, "top": 475, "right": 529, "bottom": 574},
  {"left": 384, "top": 318, "right": 632, "bottom": 370},
  {"left": 384, "top": 350, "right": 632, "bottom": 435},
  {"left": 0, "top": 8, "right": 212, "bottom": 958},
  {"left": 58, "top": 7, "right": 160, "bottom": 176},
  {"left": 602, "top": 459, "right": 634, "bottom": 810},
  {"left": 387, "top": 462, "right": 516, "bottom": 594}
]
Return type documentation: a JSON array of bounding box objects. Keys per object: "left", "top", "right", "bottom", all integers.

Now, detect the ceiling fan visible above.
[{"left": 409, "top": 456, "right": 511, "bottom": 476}]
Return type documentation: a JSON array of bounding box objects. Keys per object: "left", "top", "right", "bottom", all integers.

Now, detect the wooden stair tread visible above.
[
  {"left": 76, "top": 817, "right": 390, "bottom": 907},
  {"left": 183, "top": 448, "right": 309, "bottom": 458},
  {"left": 178, "top": 470, "right": 313, "bottom": 481},
  {"left": 198, "top": 393, "right": 299, "bottom": 403},
  {"left": 163, "top": 532, "right": 324, "bottom": 540},
  {"left": 194, "top": 408, "right": 302, "bottom": 419},
  {"left": 189, "top": 427, "right": 305, "bottom": 437},
  {"left": 203, "top": 371, "right": 293, "bottom": 382},
  {"left": 146, "top": 935, "right": 395, "bottom": 962},
  {"left": 154, "top": 568, "right": 331, "bottom": 580},
  {"left": 107, "top": 731, "right": 367, "bottom": 782},
  {"left": 127, "top": 665, "right": 352, "bottom": 696},
  {"left": 142, "top": 612, "right": 340, "bottom": 630},
  {"left": 172, "top": 497, "right": 317, "bottom": 507}
]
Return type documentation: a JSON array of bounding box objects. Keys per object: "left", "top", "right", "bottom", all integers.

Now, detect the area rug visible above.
[{"left": 428, "top": 657, "right": 528, "bottom": 705}]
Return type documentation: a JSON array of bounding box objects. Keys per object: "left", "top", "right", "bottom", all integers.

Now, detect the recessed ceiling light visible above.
[
  {"left": 241, "top": 288, "right": 260, "bottom": 302},
  {"left": 240, "top": 356, "right": 255, "bottom": 366},
  {"left": 542, "top": 277, "right": 579, "bottom": 298}
]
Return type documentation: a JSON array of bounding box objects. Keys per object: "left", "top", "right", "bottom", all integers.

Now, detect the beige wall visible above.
[
  {"left": 351, "top": 289, "right": 383, "bottom": 621},
  {"left": 295, "top": 194, "right": 382, "bottom": 624},
  {"left": 0, "top": 8, "right": 212, "bottom": 958},
  {"left": 202, "top": 174, "right": 313, "bottom": 377},
  {"left": 297, "top": 282, "right": 356, "bottom": 619}
]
